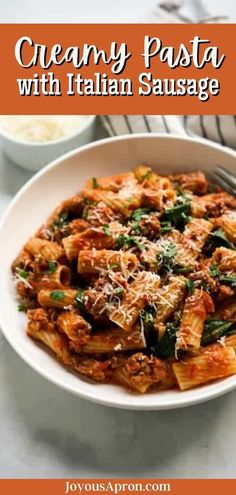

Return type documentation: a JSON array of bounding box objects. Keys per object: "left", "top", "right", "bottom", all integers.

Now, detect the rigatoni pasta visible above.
[{"left": 12, "top": 165, "right": 236, "bottom": 394}]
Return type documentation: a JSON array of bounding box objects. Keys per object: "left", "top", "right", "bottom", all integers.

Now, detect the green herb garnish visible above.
[
  {"left": 43, "top": 260, "right": 57, "bottom": 275},
  {"left": 52, "top": 212, "right": 69, "bottom": 230},
  {"left": 140, "top": 305, "right": 156, "bottom": 336},
  {"left": 130, "top": 222, "right": 141, "bottom": 234},
  {"left": 109, "top": 264, "right": 119, "bottom": 270},
  {"left": 114, "top": 287, "right": 124, "bottom": 295},
  {"left": 103, "top": 224, "right": 110, "bottom": 236},
  {"left": 18, "top": 303, "right": 27, "bottom": 312},
  {"left": 210, "top": 264, "right": 219, "bottom": 277},
  {"left": 74, "top": 289, "right": 85, "bottom": 310},
  {"left": 83, "top": 197, "right": 93, "bottom": 205},
  {"left": 50, "top": 290, "right": 65, "bottom": 301},
  {"left": 92, "top": 177, "right": 99, "bottom": 189},
  {"left": 131, "top": 208, "right": 151, "bottom": 222},
  {"left": 16, "top": 268, "right": 30, "bottom": 279},
  {"left": 142, "top": 170, "right": 152, "bottom": 181},
  {"left": 163, "top": 243, "right": 177, "bottom": 261},
  {"left": 117, "top": 234, "right": 144, "bottom": 250},
  {"left": 157, "top": 242, "right": 177, "bottom": 272}
]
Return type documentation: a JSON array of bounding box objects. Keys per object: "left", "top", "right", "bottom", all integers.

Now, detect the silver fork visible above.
[{"left": 214, "top": 165, "right": 236, "bottom": 197}]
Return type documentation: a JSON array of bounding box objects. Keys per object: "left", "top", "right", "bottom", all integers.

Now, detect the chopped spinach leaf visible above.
[
  {"left": 219, "top": 275, "right": 236, "bottom": 293},
  {"left": 160, "top": 221, "right": 173, "bottom": 233},
  {"left": 185, "top": 279, "right": 195, "bottom": 296},
  {"left": 209, "top": 229, "right": 235, "bottom": 250},
  {"left": 103, "top": 224, "right": 110, "bottom": 236},
  {"left": 152, "top": 321, "right": 179, "bottom": 359},
  {"left": 173, "top": 265, "right": 193, "bottom": 274},
  {"left": 161, "top": 196, "right": 191, "bottom": 230},
  {"left": 201, "top": 318, "right": 234, "bottom": 346},
  {"left": 140, "top": 305, "right": 156, "bottom": 337}
]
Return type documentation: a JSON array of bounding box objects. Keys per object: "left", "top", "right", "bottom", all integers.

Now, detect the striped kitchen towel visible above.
[{"left": 100, "top": 0, "right": 233, "bottom": 150}]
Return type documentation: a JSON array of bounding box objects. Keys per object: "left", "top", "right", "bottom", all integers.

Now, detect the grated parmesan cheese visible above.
[{"left": 1, "top": 115, "right": 87, "bottom": 143}]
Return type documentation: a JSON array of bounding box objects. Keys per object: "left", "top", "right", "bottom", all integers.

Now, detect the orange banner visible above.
[
  {"left": 0, "top": 24, "right": 235, "bottom": 114},
  {"left": 0, "top": 479, "right": 236, "bottom": 495}
]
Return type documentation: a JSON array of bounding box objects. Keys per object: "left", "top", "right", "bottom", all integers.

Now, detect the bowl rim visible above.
[
  {"left": 1, "top": 132, "right": 236, "bottom": 410},
  {"left": 0, "top": 115, "right": 96, "bottom": 147}
]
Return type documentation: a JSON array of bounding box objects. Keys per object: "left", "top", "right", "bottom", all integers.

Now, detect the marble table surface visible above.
[{"left": 1, "top": 0, "right": 236, "bottom": 479}]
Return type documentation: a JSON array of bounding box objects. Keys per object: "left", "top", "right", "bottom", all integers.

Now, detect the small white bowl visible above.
[
  {"left": 1, "top": 134, "right": 236, "bottom": 410},
  {"left": 0, "top": 115, "right": 96, "bottom": 172}
]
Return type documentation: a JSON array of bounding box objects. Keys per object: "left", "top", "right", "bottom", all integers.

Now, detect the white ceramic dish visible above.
[
  {"left": 1, "top": 133, "right": 236, "bottom": 410},
  {"left": 0, "top": 115, "right": 96, "bottom": 172}
]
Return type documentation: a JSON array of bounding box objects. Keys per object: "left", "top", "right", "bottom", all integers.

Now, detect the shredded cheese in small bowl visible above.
[
  {"left": 0, "top": 115, "right": 87, "bottom": 143},
  {"left": 0, "top": 114, "right": 96, "bottom": 171}
]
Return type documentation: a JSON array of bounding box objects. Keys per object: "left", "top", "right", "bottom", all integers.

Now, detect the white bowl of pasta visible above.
[{"left": 1, "top": 133, "right": 236, "bottom": 410}]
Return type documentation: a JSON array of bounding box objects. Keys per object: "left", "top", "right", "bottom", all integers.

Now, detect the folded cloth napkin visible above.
[{"left": 100, "top": 0, "right": 234, "bottom": 149}]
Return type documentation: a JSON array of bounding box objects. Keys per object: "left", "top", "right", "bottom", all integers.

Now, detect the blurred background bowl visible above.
[{"left": 0, "top": 115, "right": 96, "bottom": 172}]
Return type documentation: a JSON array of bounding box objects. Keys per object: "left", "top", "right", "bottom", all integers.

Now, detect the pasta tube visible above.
[
  {"left": 176, "top": 289, "right": 214, "bottom": 351},
  {"left": 113, "top": 352, "right": 168, "bottom": 393},
  {"left": 78, "top": 249, "right": 138, "bottom": 275},
  {"left": 42, "top": 265, "right": 71, "bottom": 288},
  {"left": 225, "top": 334, "right": 236, "bottom": 351},
  {"left": 175, "top": 219, "right": 213, "bottom": 268},
  {"left": 134, "top": 165, "right": 172, "bottom": 191},
  {"left": 77, "top": 328, "right": 145, "bottom": 354},
  {"left": 215, "top": 214, "right": 236, "bottom": 244},
  {"left": 211, "top": 247, "right": 236, "bottom": 272},
  {"left": 171, "top": 171, "right": 208, "bottom": 194},
  {"left": 85, "top": 172, "right": 135, "bottom": 191},
  {"left": 57, "top": 310, "right": 91, "bottom": 344},
  {"left": 173, "top": 345, "right": 236, "bottom": 390},
  {"left": 38, "top": 288, "right": 78, "bottom": 308},
  {"left": 110, "top": 271, "right": 160, "bottom": 331},
  {"left": 24, "top": 237, "right": 64, "bottom": 261},
  {"left": 63, "top": 222, "right": 125, "bottom": 260},
  {"left": 83, "top": 188, "right": 142, "bottom": 217},
  {"left": 27, "top": 308, "right": 71, "bottom": 364},
  {"left": 154, "top": 276, "right": 186, "bottom": 337}
]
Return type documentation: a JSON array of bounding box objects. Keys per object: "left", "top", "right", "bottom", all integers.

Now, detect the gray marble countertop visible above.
[{"left": 1, "top": 0, "right": 236, "bottom": 479}]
